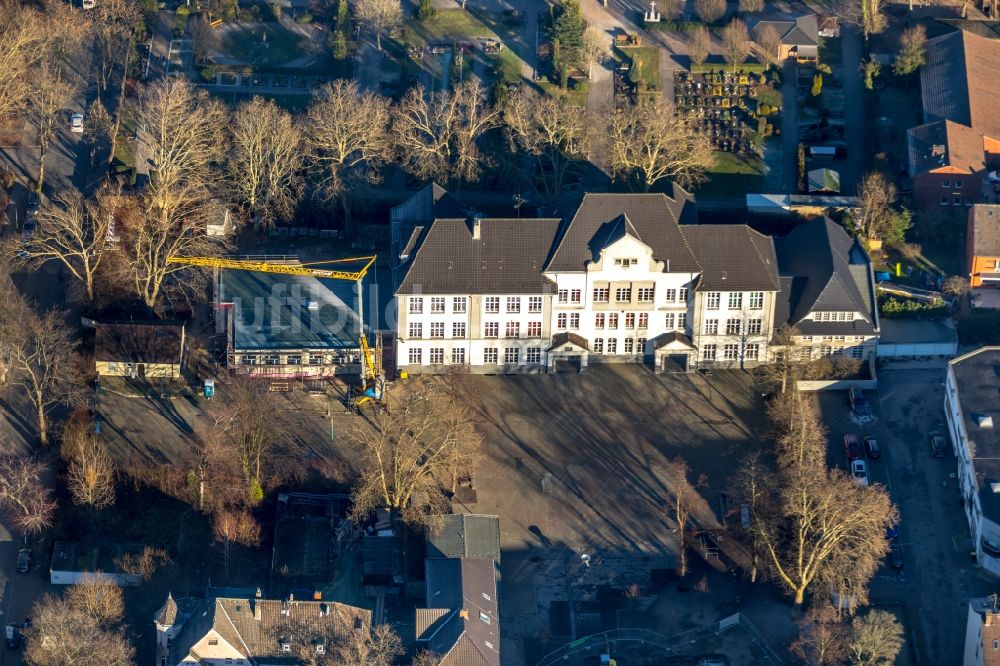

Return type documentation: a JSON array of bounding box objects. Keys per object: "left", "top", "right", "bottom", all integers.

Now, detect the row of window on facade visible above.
[
  {"left": 940, "top": 197, "right": 974, "bottom": 206},
  {"left": 238, "top": 353, "right": 357, "bottom": 366},
  {"left": 406, "top": 312, "right": 693, "bottom": 340},
  {"left": 699, "top": 344, "right": 865, "bottom": 363},
  {"left": 406, "top": 291, "right": 767, "bottom": 314},
  {"left": 704, "top": 318, "right": 764, "bottom": 335},
  {"left": 408, "top": 347, "right": 543, "bottom": 365}
]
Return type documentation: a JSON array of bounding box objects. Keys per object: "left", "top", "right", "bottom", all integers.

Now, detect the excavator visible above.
[{"left": 167, "top": 255, "right": 383, "bottom": 406}]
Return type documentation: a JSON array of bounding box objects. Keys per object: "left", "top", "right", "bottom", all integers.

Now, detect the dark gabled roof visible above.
[
  {"left": 748, "top": 12, "right": 819, "bottom": 45},
  {"left": 426, "top": 515, "right": 501, "bottom": 561},
  {"left": 396, "top": 218, "right": 561, "bottom": 295},
  {"left": 682, "top": 225, "right": 780, "bottom": 292},
  {"left": 94, "top": 322, "right": 183, "bottom": 364},
  {"left": 650, "top": 331, "right": 695, "bottom": 349},
  {"left": 547, "top": 332, "right": 590, "bottom": 351},
  {"left": 920, "top": 29, "right": 1000, "bottom": 137},
  {"left": 545, "top": 189, "right": 699, "bottom": 273},
  {"left": 392, "top": 183, "right": 468, "bottom": 224},
  {"left": 775, "top": 218, "right": 878, "bottom": 331},
  {"left": 808, "top": 168, "right": 841, "bottom": 193},
  {"left": 970, "top": 204, "right": 1000, "bottom": 257},
  {"left": 421, "top": 558, "right": 499, "bottom": 666},
  {"left": 156, "top": 592, "right": 178, "bottom": 626}
]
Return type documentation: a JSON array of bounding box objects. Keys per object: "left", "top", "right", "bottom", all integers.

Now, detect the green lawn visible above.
[
  {"left": 220, "top": 24, "right": 306, "bottom": 67},
  {"left": 693, "top": 152, "right": 766, "bottom": 199},
  {"left": 614, "top": 45, "right": 660, "bottom": 90}
]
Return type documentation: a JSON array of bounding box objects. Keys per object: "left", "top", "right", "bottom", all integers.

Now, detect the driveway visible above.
[
  {"left": 817, "top": 368, "right": 994, "bottom": 664},
  {"left": 780, "top": 59, "right": 799, "bottom": 193},
  {"left": 840, "top": 26, "right": 864, "bottom": 195}
]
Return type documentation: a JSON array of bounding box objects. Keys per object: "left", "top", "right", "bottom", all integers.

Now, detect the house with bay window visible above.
[{"left": 393, "top": 186, "right": 878, "bottom": 374}]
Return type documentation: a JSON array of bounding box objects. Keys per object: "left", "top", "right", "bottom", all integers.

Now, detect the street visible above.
[{"left": 817, "top": 365, "right": 994, "bottom": 664}]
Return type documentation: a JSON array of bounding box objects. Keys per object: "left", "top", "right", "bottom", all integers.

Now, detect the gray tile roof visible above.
[
  {"left": 970, "top": 205, "right": 1000, "bottom": 257},
  {"left": 397, "top": 218, "right": 561, "bottom": 295},
  {"left": 168, "top": 596, "right": 371, "bottom": 664},
  {"left": 775, "top": 218, "right": 878, "bottom": 332},
  {"left": 421, "top": 558, "right": 499, "bottom": 666},
  {"left": 95, "top": 322, "right": 184, "bottom": 364},
  {"left": 920, "top": 29, "right": 1000, "bottom": 137},
  {"left": 545, "top": 189, "right": 699, "bottom": 273},
  {"left": 426, "top": 514, "right": 501, "bottom": 561},
  {"left": 748, "top": 12, "right": 819, "bottom": 45},
  {"left": 682, "top": 225, "right": 780, "bottom": 292}
]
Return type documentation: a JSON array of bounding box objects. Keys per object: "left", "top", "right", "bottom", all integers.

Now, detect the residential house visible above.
[
  {"left": 395, "top": 187, "right": 874, "bottom": 374},
  {"left": 94, "top": 321, "right": 185, "bottom": 379},
  {"left": 907, "top": 29, "right": 1000, "bottom": 209},
  {"left": 968, "top": 204, "right": 1000, "bottom": 287},
  {"left": 154, "top": 590, "right": 371, "bottom": 666},
  {"left": 747, "top": 12, "right": 819, "bottom": 62},
  {"left": 774, "top": 217, "right": 880, "bottom": 361},
  {"left": 416, "top": 514, "right": 501, "bottom": 666},
  {"left": 964, "top": 597, "right": 1000, "bottom": 666},
  {"left": 945, "top": 347, "right": 1000, "bottom": 577}
]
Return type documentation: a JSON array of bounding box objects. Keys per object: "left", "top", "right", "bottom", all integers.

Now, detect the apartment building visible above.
[{"left": 393, "top": 187, "right": 877, "bottom": 373}]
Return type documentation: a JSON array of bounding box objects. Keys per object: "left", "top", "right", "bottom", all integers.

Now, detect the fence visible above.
[{"left": 534, "top": 613, "right": 784, "bottom": 666}]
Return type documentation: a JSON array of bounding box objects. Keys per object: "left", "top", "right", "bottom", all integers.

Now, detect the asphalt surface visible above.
[{"left": 817, "top": 366, "right": 994, "bottom": 664}]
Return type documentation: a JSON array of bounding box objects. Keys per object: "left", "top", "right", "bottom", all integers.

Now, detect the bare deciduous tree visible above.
[
  {"left": 663, "top": 457, "right": 697, "bottom": 576},
  {"left": 355, "top": 0, "right": 401, "bottom": 50},
  {"left": 214, "top": 509, "right": 261, "bottom": 579},
  {"left": 721, "top": 18, "right": 752, "bottom": 70},
  {"left": 5, "top": 190, "right": 112, "bottom": 301},
  {"left": 503, "top": 89, "right": 589, "bottom": 201},
  {"left": 609, "top": 94, "right": 715, "bottom": 191},
  {"left": 739, "top": 0, "right": 764, "bottom": 11},
  {"left": 24, "top": 584, "right": 134, "bottom": 666},
  {"left": 747, "top": 394, "right": 897, "bottom": 606},
  {"left": 852, "top": 171, "right": 905, "bottom": 243},
  {"left": 410, "top": 651, "right": 443, "bottom": 666},
  {"left": 65, "top": 578, "right": 125, "bottom": 626},
  {"left": 214, "top": 377, "right": 288, "bottom": 501},
  {"left": 116, "top": 545, "right": 170, "bottom": 581},
  {"left": 229, "top": 96, "right": 304, "bottom": 229},
  {"left": 64, "top": 428, "right": 116, "bottom": 510},
  {"left": 27, "top": 64, "right": 78, "bottom": 188},
  {"left": 0, "top": 295, "right": 82, "bottom": 446},
  {"left": 581, "top": 26, "right": 608, "bottom": 79},
  {"left": 396, "top": 80, "right": 501, "bottom": 185},
  {"left": 791, "top": 605, "right": 850, "bottom": 665},
  {"left": 691, "top": 26, "right": 711, "bottom": 67},
  {"left": 0, "top": 454, "right": 56, "bottom": 536},
  {"left": 306, "top": 81, "right": 391, "bottom": 234},
  {"left": 943, "top": 275, "right": 970, "bottom": 299},
  {"left": 128, "top": 78, "right": 228, "bottom": 307},
  {"left": 849, "top": 611, "right": 905, "bottom": 665},
  {"left": 840, "top": 0, "right": 887, "bottom": 37},
  {"left": 332, "top": 623, "right": 404, "bottom": 666},
  {"left": 93, "top": 0, "right": 140, "bottom": 92},
  {"left": 350, "top": 378, "right": 482, "bottom": 523},
  {"left": 695, "top": 0, "right": 726, "bottom": 23},
  {"left": 754, "top": 23, "right": 782, "bottom": 67},
  {"left": 0, "top": 3, "right": 47, "bottom": 120}
]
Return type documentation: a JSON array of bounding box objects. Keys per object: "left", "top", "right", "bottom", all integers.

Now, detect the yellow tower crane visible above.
[{"left": 167, "top": 255, "right": 383, "bottom": 403}]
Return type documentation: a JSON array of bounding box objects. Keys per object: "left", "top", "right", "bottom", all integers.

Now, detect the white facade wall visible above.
[
  {"left": 691, "top": 289, "right": 778, "bottom": 367},
  {"left": 546, "top": 235, "right": 698, "bottom": 361},
  {"left": 946, "top": 365, "right": 1000, "bottom": 577}
]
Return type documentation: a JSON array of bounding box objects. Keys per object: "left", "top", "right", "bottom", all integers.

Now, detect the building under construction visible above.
[{"left": 211, "top": 257, "right": 368, "bottom": 379}]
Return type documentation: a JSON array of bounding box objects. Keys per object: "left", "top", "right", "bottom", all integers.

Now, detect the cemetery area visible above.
[
  {"left": 385, "top": 9, "right": 528, "bottom": 96},
  {"left": 673, "top": 68, "right": 782, "bottom": 158},
  {"left": 612, "top": 42, "right": 661, "bottom": 105}
]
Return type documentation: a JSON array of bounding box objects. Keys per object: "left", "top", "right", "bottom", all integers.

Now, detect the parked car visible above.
[
  {"left": 848, "top": 387, "right": 871, "bottom": 419},
  {"left": 5, "top": 624, "right": 19, "bottom": 649},
  {"left": 843, "top": 434, "right": 863, "bottom": 460},
  {"left": 851, "top": 458, "right": 869, "bottom": 486},
  {"left": 15, "top": 548, "right": 30, "bottom": 573},
  {"left": 929, "top": 431, "right": 948, "bottom": 458},
  {"left": 70, "top": 112, "right": 84, "bottom": 133},
  {"left": 888, "top": 541, "right": 904, "bottom": 569},
  {"left": 864, "top": 436, "right": 881, "bottom": 459}
]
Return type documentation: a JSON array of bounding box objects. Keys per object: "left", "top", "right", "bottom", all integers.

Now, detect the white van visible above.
[{"left": 82, "top": 0, "right": 96, "bottom": 9}]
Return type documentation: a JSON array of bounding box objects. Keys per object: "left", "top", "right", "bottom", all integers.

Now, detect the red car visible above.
[{"left": 843, "top": 434, "right": 863, "bottom": 461}]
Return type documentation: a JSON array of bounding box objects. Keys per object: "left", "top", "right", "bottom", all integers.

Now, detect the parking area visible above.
[{"left": 816, "top": 367, "right": 995, "bottom": 664}]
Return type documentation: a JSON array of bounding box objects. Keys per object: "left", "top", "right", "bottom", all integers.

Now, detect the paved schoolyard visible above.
[{"left": 451, "top": 365, "right": 769, "bottom": 664}]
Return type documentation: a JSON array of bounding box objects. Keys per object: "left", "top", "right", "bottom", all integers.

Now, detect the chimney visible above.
[
  {"left": 253, "top": 600, "right": 261, "bottom": 621},
  {"left": 459, "top": 609, "right": 469, "bottom": 619},
  {"left": 470, "top": 215, "right": 482, "bottom": 240},
  {"left": 255, "top": 587, "right": 262, "bottom": 599}
]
